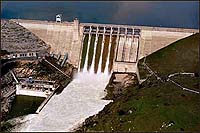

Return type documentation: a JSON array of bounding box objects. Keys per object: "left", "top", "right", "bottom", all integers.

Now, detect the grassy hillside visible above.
[
  {"left": 77, "top": 33, "right": 200, "bottom": 132},
  {"left": 139, "top": 33, "right": 199, "bottom": 78}
]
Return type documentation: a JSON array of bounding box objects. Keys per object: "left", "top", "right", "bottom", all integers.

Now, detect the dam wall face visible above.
[
  {"left": 138, "top": 30, "right": 195, "bottom": 59},
  {"left": 79, "top": 24, "right": 197, "bottom": 74},
  {"left": 12, "top": 19, "right": 198, "bottom": 73},
  {"left": 11, "top": 19, "right": 83, "bottom": 67}
]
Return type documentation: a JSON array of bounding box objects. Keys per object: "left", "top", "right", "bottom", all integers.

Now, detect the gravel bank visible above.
[{"left": 1, "top": 19, "right": 49, "bottom": 53}]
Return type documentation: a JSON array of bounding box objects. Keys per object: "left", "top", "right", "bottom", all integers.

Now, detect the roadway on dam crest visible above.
[{"left": 18, "top": 71, "right": 112, "bottom": 132}]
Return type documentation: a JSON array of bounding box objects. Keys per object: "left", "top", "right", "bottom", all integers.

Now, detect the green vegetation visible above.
[
  {"left": 101, "top": 35, "right": 110, "bottom": 72},
  {"left": 87, "top": 35, "right": 96, "bottom": 70},
  {"left": 78, "top": 33, "right": 200, "bottom": 132},
  {"left": 80, "top": 34, "right": 89, "bottom": 70},
  {"left": 139, "top": 33, "right": 199, "bottom": 77},
  {"left": 94, "top": 35, "right": 103, "bottom": 73}
]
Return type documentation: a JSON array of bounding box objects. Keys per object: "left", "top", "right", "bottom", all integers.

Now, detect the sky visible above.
[{"left": 1, "top": 1, "right": 199, "bottom": 29}]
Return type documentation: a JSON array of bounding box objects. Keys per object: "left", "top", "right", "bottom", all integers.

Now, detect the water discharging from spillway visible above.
[
  {"left": 17, "top": 34, "right": 116, "bottom": 132},
  {"left": 18, "top": 72, "right": 111, "bottom": 132},
  {"left": 80, "top": 34, "right": 117, "bottom": 74}
]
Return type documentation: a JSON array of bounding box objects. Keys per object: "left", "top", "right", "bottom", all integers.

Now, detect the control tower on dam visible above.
[{"left": 11, "top": 18, "right": 199, "bottom": 74}]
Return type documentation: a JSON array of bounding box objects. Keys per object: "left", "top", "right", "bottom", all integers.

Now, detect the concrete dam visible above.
[
  {"left": 10, "top": 19, "right": 199, "bottom": 131},
  {"left": 11, "top": 18, "right": 198, "bottom": 75}
]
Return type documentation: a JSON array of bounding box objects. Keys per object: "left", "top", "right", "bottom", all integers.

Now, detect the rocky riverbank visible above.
[{"left": 104, "top": 73, "right": 139, "bottom": 100}]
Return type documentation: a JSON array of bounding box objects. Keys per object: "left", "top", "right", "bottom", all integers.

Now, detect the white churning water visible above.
[
  {"left": 18, "top": 44, "right": 112, "bottom": 131},
  {"left": 19, "top": 71, "right": 111, "bottom": 132}
]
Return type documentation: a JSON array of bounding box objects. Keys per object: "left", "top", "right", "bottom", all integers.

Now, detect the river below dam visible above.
[
  {"left": 14, "top": 71, "right": 111, "bottom": 132},
  {"left": 5, "top": 96, "right": 45, "bottom": 121},
  {"left": 1, "top": 96, "right": 45, "bottom": 132}
]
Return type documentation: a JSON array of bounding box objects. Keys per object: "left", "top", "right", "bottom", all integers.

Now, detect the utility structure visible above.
[{"left": 56, "top": 14, "right": 62, "bottom": 22}]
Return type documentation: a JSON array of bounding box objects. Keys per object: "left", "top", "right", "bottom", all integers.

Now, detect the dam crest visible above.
[{"left": 11, "top": 18, "right": 198, "bottom": 75}]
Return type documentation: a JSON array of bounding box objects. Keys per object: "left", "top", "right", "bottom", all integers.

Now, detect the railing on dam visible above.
[
  {"left": 83, "top": 25, "right": 141, "bottom": 37},
  {"left": 81, "top": 22, "right": 199, "bottom": 33}
]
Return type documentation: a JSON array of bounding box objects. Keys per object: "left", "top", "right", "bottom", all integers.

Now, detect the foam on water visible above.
[
  {"left": 18, "top": 70, "right": 111, "bottom": 132},
  {"left": 17, "top": 31, "right": 114, "bottom": 131}
]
